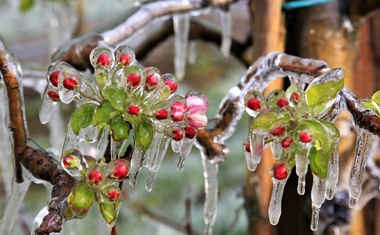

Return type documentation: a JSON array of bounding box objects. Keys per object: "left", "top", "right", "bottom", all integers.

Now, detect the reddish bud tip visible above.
[
  {"left": 107, "top": 190, "right": 120, "bottom": 201},
  {"left": 88, "top": 170, "right": 102, "bottom": 184},
  {"left": 164, "top": 80, "right": 178, "bottom": 94},
  {"left": 170, "top": 101, "right": 187, "bottom": 122},
  {"left": 172, "top": 129, "right": 183, "bottom": 141},
  {"left": 112, "top": 160, "right": 129, "bottom": 180},
  {"left": 97, "top": 53, "right": 110, "bottom": 66},
  {"left": 119, "top": 53, "right": 130, "bottom": 66},
  {"left": 281, "top": 137, "right": 293, "bottom": 148},
  {"left": 63, "top": 78, "right": 78, "bottom": 90},
  {"left": 291, "top": 92, "right": 300, "bottom": 103},
  {"left": 49, "top": 71, "right": 60, "bottom": 87},
  {"left": 145, "top": 73, "right": 159, "bottom": 87},
  {"left": 270, "top": 126, "right": 286, "bottom": 137},
  {"left": 127, "top": 73, "right": 141, "bottom": 87},
  {"left": 63, "top": 155, "right": 75, "bottom": 167},
  {"left": 277, "top": 98, "right": 289, "bottom": 108},
  {"left": 245, "top": 143, "right": 251, "bottom": 153},
  {"left": 48, "top": 90, "right": 60, "bottom": 102},
  {"left": 127, "top": 105, "right": 140, "bottom": 116},
  {"left": 155, "top": 109, "right": 168, "bottom": 120},
  {"left": 247, "top": 98, "right": 262, "bottom": 111},
  {"left": 299, "top": 132, "right": 312, "bottom": 143},
  {"left": 184, "top": 126, "right": 197, "bottom": 139},
  {"left": 273, "top": 162, "right": 288, "bottom": 180}
]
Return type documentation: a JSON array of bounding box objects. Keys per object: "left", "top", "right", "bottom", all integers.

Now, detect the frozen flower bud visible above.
[
  {"left": 88, "top": 170, "right": 103, "bottom": 184},
  {"left": 172, "top": 129, "right": 183, "bottom": 141},
  {"left": 145, "top": 73, "right": 159, "bottom": 87},
  {"left": 272, "top": 162, "right": 288, "bottom": 180},
  {"left": 49, "top": 71, "right": 60, "bottom": 87},
  {"left": 185, "top": 95, "right": 209, "bottom": 129},
  {"left": 247, "top": 98, "right": 262, "bottom": 111},
  {"left": 277, "top": 98, "right": 289, "bottom": 108},
  {"left": 281, "top": 137, "right": 293, "bottom": 148},
  {"left": 291, "top": 92, "right": 300, "bottom": 104},
  {"left": 110, "top": 159, "right": 129, "bottom": 180},
  {"left": 62, "top": 154, "right": 81, "bottom": 170},
  {"left": 171, "top": 101, "right": 187, "bottom": 122},
  {"left": 299, "top": 131, "right": 312, "bottom": 143},
  {"left": 184, "top": 126, "right": 197, "bottom": 139},
  {"left": 107, "top": 190, "right": 120, "bottom": 201},
  {"left": 63, "top": 77, "right": 79, "bottom": 90},
  {"left": 119, "top": 53, "right": 130, "bottom": 66},
  {"left": 127, "top": 105, "right": 140, "bottom": 116},
  {"left": 270, "top": 126, "right": 286, "bottom": 137},
  {"left": 127, "top": 73, "right": 141, "bottom": 87},
  {"left": 48, "top": 90, "right": 60, "bottom": 102},
  {"left": 97, "top": 53, "right": 111, "bottom": 66},
  {"left": 245, "top": 143, "right": 251, "bottom": 152},
  {"left": 164, "top": 80, "right": 178, "bottom": 94},
  {"left": 156, "top": 109, "right": 168, "bottom": 120}
]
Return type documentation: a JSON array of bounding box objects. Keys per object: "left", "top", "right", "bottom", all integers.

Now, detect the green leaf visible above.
[
  {"left": 93, "top": 101, "right": 117, "bottom": 125},
  {"left": 103, "top": 87, "right": 127, "bottom": 111},
  {"left": 371, "top": 90, "right": 380, "bottom": 111},
  {"left": 19, "top": 0, "right": 35, "bottom": 12},
  {"left": 67, "top": 182, "right": 95, "bottom": 216},
  {"left": 98, "top": 202, "right": 117, "bottom": 226},
  {"left": 250, "top": 110, "right": 291, "bottom": 131},
  {"left": 71, "top": 103, "right": 97, "bottom": 135},
  {"left": 109, "top": 116, "right": 130, "bottom": 141},
  {"left": 306, "top": 68, "right": 345, "bottom": 115},
  {"left": 95, "top": 72, "right": 108, "bottom": 91},
  {"left": 135, "top": 117, "right": 154, "bottom": 152}
]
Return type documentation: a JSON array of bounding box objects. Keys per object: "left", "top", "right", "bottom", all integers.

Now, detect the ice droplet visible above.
[
  {"left": 171, "top": 139, "right": 183, "bottom": 153},
  {"left": 348, "top": 129, "right": 375, "bottom": 207},
  {"left": 219, "top": 7, "right": 232, "bottom": 57},
  {"left": 202, "top": 153, "right": 219, "bottom": 235},
  {"left": 173, "top": 13, "right": 190, "bottom": 80},
  {"left": 295, "top": 151, "right": 309, "bottom": 195},
  {"left": 310, "top": 174, "right": 327, "bottom": 231},
  {"left": 268, "top": 176, "right": 289, "bottom": 225},
  {"left": 325, "top": 138, "right": 339, "bottom": 200},
  {"left": 128, "top": 147, "right": 144, "bottom": 186},
  {"left": 177, "top": 137, "right": 196, "bottom": 172},
  {"left": 249, "top": 130, "right": 266, "bottom": 167}
]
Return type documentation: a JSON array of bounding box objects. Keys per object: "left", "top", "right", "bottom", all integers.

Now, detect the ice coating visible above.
[
  {"left": 219, "top": 8, "right": 232, "bottom": 57},
  {"left": 310, "top": 174, "right": 327, "bottom": 231},
  {"left": 177, "top": 136, "right": 196, "bottom": 172},
  {"left": 173, "top": 13, "right": 190, "bottom": 80},
  {"left": 295, "top": 151, "right": 310, "bottom": 195},
  {"left": 268, "top": 177, "right": 289, "bottom": 225},
  {"left": 128, "top": 147, "right": 144, "bottom": 186},
  {"left": 325, "top": 138, "right": 339, "bottom": 200}
]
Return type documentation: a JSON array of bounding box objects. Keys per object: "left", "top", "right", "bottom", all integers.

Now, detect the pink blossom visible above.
[
  {"left": 185, "top": 95, "right": 209, "bottom": 129},
  {"left": 170, "top": 101, "right": 187, "bottom": 122}
]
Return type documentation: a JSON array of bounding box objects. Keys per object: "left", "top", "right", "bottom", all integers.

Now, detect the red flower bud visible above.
[
  {"left": 119, "top": 53, "right": 130, "bottom": 66},
  {"left": 49, "top": 71, "right": 60, "bottom": 87},
  {"left": 247, "top": 98, "right": 262, "bottom": 111},
  {"left": 88, "top": 170, "right": 102, "bottom": 184},
  {"left": 299, "top": 132, "right": 312, "bottom": 143},
  {"left": 164, "top": 80, "right": 178, "bottom": 94},
  {"left": 155, "top": 109, "right": 168, "bottom": 120},
  {"left": 127, "top": 73, "right": 141, "bottom": 87},
  {"left": 127, "top": 105, "right": 140, "bottom": 116},
  {"left": 145, "top": 73, "right": 159, "bottom": 87},
  {"left": 270, "top": 126, "right": 286, "bottom": 137},
  {"left": 277, "top": 98, "right": 289, "bottom": 108},
  {"left": 281, "top": 137, "right": 293, "bottom": 148},
  {"left": 107, "top": 190, "right": 120, "bottom": 201},
  {"left": 97, "top": 53, "right": 110, "bottom": 66},
  {"left": 184, "top": 126, "right": 197, "bottom": 139},
  {"left": 170, "top": 101, "right": 187, "bottom": 122},
  {"left": 63, "top": 155, "right": 75, "bottom": 168},
  {"left": 291, "top": 92, "right": 300, "bottom": 103},
  {"left": 48, "top": 90, "right": 60, "bottom": 102},
  {"left": 273, "top": 162, "right": 288, "bottom": 180},
  {"left": 63, "top": 78, "right": 78, "bottom": 90},
  {"left": 172, "top": 129, "right": 183, "bottom": 141},
  {"left": 245, "top": 143, "right": 251, "bottom": 153},
  {"left": 111, "top": 159, "right": 129, "bottom": 180}
]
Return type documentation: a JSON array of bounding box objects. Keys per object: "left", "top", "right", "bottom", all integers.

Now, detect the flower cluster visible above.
[{"left": 61, "top": 149, "right": 129, "bottom": 226}]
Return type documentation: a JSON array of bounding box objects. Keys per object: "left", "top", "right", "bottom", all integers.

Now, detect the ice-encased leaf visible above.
[
  {"left": 250, "top": 110, "right": 291, "bottom": 131},
  {"left": 109, "top": 115, "right": 130, "bottom": 141},
  {"left": 135, "top": 117, "right": 154, "bottom": 152},
  {"left": 93, "top": 101, "right": 117, "bottom": 126},
  {"left": 71, "top": 103, "right": 97, "bottom": 135},
  {"left": 102, "top": 86, "right": 127, "bottom": 112},
  {"left": 98, "top": 202, "right": 119, "bottom": 227},
  {"left": 305, "top": 68, "right": 345, "bottom": 115},
  {"left": 371, "top": 90, "right": 380, "bottom": 112}
]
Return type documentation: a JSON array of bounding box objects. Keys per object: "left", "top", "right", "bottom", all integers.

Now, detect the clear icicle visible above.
[
  {"left": 177, "top": 137, "right": 196, "bottom": 172},
  {"left": 219, "top": 8, "right": 232, "bottom": 57},
  {"left": 268, "top": 176, "right": 289, "bottom": 225},
  {"left": 310, "top": 174, "right": 327, "bottom": 231},
  {"left": 96, "top": 128, "right": 109, "bottom": 159},
  {"left": 249, "top": 130, "right": 266, "bottom": 169},
  {"left": 110, "top": 138, "right": 124, "bottom": 160},
  {"left": 173, "top": 13, "right": 190, "bottom": 80},
  {"left": 143, "top": 132, "right": 165, "bottom": 170},
  {"left": 271, "top": 140, "right": 283, "bottom": 160},
  {"left": 348, "top": 129, "right": 375, "bottom": 207},
  {"left": 202, "top": 153, "right": 219, "bottom": 235},
  {"left": 188, "top": 41, "right": 197, "bottom": 64},
  {"left": 325, "top": 138, "right": 340, "bottom": 200},
  {"left": 171, "top": 139, "right": 183, "bottom": 153},
  {"left": 295, "top": 151, "right": 309, "bottom": 195},
  {"left": 128, "top": 147, "right": 144, "bottom": 186}
]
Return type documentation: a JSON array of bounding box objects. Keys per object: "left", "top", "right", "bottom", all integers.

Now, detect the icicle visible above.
[
  {"left": 268, "top": 176, "right": 289, "bottom": 225},
  {"left": 177, "top": 137, "right": 196, "bottom": 172},
  {"left": 242, "top": 137, "right": 256, "bottom": 171},
  {"left": 128, "top": 147, "right": 144, "bottom": 186},
  {"left": 187, "top": 41, "right": 197, "bottom": 64},
  {"left": 219, "top": 7, "right": 232, "bottom": 57},
  {"left": 271, "top": 140, "right": 283, "bottom": 160},
  {"left": 47, "top": 103, "right": 66, "bottom": 152},
  {"left": 110, "top": 138, "right": 124, "bottom": 160},
  {"left": 171, "top": 139, "right": 183, "bottom": 153},
  {"left": 143, "top": 132, "right": 165, "bottom": 170},
  {"left": 249, "top": 130, "right": 266, "bottom": 169},
  {"left": 96, "top": 128, "right": 109, "bottom": 159},
  {"left": 202, "top": 153, "right": 219, "bottom": 235},
  {"left": 310, "top": 175, "right": 327, "bottom": 231},
  {"left": 77, "top": 125, "right": 99, "bottom": 143},
  {"left": 295, "top": 150, "right": 309, "bottom": 195},
  {"left": 173, "top": 13, "right": 190, "bottom": 80},
  {"left": 348, "top": 128, "right": 375, "bottom": 207},
  {"left": 325, "top": 138, "right": 339, "bottom": 200}
]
